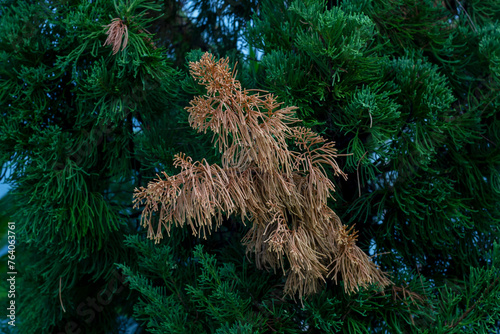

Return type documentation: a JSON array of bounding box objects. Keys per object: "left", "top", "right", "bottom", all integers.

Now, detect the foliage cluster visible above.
[{"left": 0, "top": 0, "right": 498, "bottom": 333}]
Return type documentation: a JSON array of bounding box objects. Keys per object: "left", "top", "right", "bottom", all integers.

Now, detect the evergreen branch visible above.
[
  {"left": 356, "top": 151, "right": 368, "bottom": 198},
  {"left": 446, "top": 276, "right": 500, "bottom": 331}
]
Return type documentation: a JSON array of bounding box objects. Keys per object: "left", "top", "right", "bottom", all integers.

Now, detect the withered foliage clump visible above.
[
  {"left": 103, "top": 18, "right": 156, "bottom": 55},
  {"left": 133, "top": 52, "right": 391, "bottom": 299},
  {"left": 103, "top": 18, "right": 128, "bottom": 55}
]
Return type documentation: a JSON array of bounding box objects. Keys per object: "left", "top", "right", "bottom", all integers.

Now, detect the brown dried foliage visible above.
[
  {"left": 103, "top": 18, "right": 128, "bottom": 55},
  {"left": 133, "top": 52, "right": 392, "bottom": 299}
]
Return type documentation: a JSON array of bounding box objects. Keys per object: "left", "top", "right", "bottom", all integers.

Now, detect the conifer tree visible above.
[
  {"left": 0, "top": 0, "right": 499, "bottom": 333},
  {"left": 0, "top": 0, "right": 194, "bottom": 332}
]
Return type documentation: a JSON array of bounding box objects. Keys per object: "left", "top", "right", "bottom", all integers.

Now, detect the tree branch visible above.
[{"left": 446, "top": 276, "right": 500, "bottom": 331}]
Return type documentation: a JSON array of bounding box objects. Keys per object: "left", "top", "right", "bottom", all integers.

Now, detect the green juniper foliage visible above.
[
  {"left": 0, "top": 0, "right": 188, "bottom": 332},
  {"left": 0, "top": 0, "right": 499, "bottom": 333}
]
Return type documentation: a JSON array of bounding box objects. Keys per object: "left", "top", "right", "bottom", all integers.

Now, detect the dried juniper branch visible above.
[
  {"left": 103, "top": 18, "right": 128, "bottom": 55},
  {"left": 133, "top": 52, "right": 392, "bottom": 299}
]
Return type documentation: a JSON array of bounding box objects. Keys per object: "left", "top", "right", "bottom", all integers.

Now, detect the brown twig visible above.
[
  {"left": 480, "top": 134, "right": 497, "bottom": 147},
  {"left": 59, "top": 277, "right": 66, "bottom": 313},
  {"left": 446, "top": 276, "right": 500, "bottom": 330},
  {"left": 456, "top": 1, "right": 477, "bottom": 33}
]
